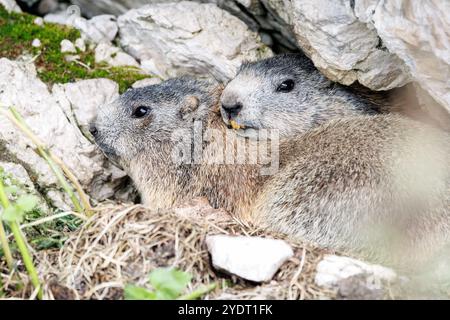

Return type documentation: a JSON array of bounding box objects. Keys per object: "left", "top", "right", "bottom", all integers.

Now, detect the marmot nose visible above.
[
  {"left": 89, "top": 123, "right": 98, "bottom": 137},
  {"left": 221, "top": 102, "right": 243, "bottom": 117}
]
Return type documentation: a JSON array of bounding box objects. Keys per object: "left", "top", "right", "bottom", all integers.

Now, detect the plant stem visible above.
[
  {"left": 9, "top": 222, "right": 42, "bottom": 299},
  {"left": 177, "top": 283, "right": 217, "bottom": 300},
  {"left": 0, "top": 223, "right": 13, "bottom": 270},
  {"left": 0, "top": 107, "right": 93, "bottom": 216},
  {"left": 39, "top": 150, "right": 84, "bottom": 214},
  {"left": 0, "top": 180, "right": 14, "bottom": 270},
  {"left": 0, "top": 179, "right": 42, "bottom": 299}
]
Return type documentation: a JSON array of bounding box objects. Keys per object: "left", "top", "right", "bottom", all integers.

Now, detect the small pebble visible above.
[
  {"left": 31, "top": 39, "right": 42, "bottom": 48},
  {"left": 34, "top": 17, "right": 44, "bottom": 26},
  {"left": 75, "top": 38, "right": 86, "bottom": 52},
  {"left": 60, "top": 39, "right": 77, "bottom": 53},
  {"left": 65, "top": 55, "right": 81, "bottom": 62}
]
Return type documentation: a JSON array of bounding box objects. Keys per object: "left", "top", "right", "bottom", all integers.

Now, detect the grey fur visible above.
[{"left": 221, "top": 53, "right": 388, "bottom": 137}]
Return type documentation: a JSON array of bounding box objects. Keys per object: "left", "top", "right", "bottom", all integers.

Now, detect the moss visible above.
[{"left": 0, "top": 5, "right": 148, "bottom": 93}]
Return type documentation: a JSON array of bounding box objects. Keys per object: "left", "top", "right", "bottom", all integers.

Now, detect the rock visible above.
[
  {"left": 33, "top": 17, "right": 44, "bottom": 26},
  {"left": 87, "top": 15, "right": 119, "bottom": 42},
  {"left": 315, "top": 255, "right": 397, "bottom": 295},
  {"left": 95, "top": 42, "right": 140, "bottom": 68},
  {"left": 0, "top": 58, "right": 126, "bottom": 208},
  {"left": 74, "top": 38, "right": 86, "bottom": 52},
  {"left": 117, "top": 1, "right": 272, "bottom": 82},
  {"left": 60, "top": 39, "right": 77, "bottom": 53},
  {"left": 70, "top": 0, "right": 262, "bottom": 31},
  {"left": 45, "top": 12, "right": 118, "bottom": 44},
  {"left": 36, "top": 0, "right": 58, "bottom": 15},
  {"left": 0, "top": 0, "right": 21, "bottom": 13},
  {"left": 336, "top": 274, "right": 385, "bottom": 300},
  {"left": 64, "top": 54, "right": 80, "bottom": 63},
  {"left": 31, "top": 38, "right": 41, "bottom": 48},
  {"left": 265, "top": 0, "right": 410, "bottom": 91},
  {"left": 359, "top": 0, "right": 450, "bottom": 114},
  {"left": 131, "top": 77, "right": 162, "bottom": 88},
  {"left": 53, "top": 78, "right": 119, "bottom": 133},
  {"left": 0, "top": 162, "right": 32, "bottom": 187},
  {"left": 0, "top": 162, "right": 49, "bottom": 212},
  {"left": 205, "top": 235, "right": 293, "bottom": 282},
  {"left": 70, "top": 0, "right": 145, "bottom": 17}
]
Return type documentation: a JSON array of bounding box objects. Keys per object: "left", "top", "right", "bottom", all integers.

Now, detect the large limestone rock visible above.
[
  {"left": 356, "top": 0, "right": 450, "bottom": 114},
  {"left": 44, "top": 12, "right": 119, "bottom": 43},
  {"left": 263, "top": 0, "right": 450, "bottom": 113},
  {"left": 71, "top": 0, "right": 262, "bottom": 30},
  {"left": 264, "top": 0, "right": 410, "bottom": 91},
  {"left": 117, "top": 1, "right": 272, "bottom": 81},
  {"left": 0, "top": 58, "right": 126, "bottom": 209}
]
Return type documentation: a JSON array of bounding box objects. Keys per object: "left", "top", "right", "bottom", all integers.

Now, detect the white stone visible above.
[
  {"left": 45, "top": 12, "right": 118, "bottom": 44},
  {"left": 206, "top": 235, "right": 293, "bottom": 282},
  {"left": 75, "top": 38, "right": 86, "bottom": 52},
  {"left": 131, "top": 77, "right": 162, "bottom": 88},
  {"left": 315, "top": 255, "right": 397, "bottom": 290},
  {"left": 95, "top": 42, "right": 140, "bottom": 68},
  {"left": 0, "top": 0, "right": 21, "bottom": 13},
  {"left": 34, "top": 17, "right": 44, "bottom": 26},
  {"left": 60, "top": 39, "right": 77, "bottom": 53},
  {"left": 117, "top": 1, "right": 272, "bottom": 82},
  {"left": 31, "top": 39, "right": 42, "bottom": 48}
]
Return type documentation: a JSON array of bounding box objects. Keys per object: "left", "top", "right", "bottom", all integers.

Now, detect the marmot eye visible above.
[
  {"left": 277, "top": 79, "right": 295, "bottom": 93},
  {"left": 132, "top": 106, "right": 150, "bottom": 118}
]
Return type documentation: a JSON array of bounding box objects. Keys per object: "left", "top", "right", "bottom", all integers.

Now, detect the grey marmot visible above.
[
  {"left": 220, "top": 53, "right": 433, "bottom": 138},
  {"left": 90, "top": 77, "right": 450, "bottom": 269}
]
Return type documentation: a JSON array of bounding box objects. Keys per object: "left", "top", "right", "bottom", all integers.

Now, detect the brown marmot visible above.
[{"left": 90, "top": 77, "right": 450, "bottom": 268}]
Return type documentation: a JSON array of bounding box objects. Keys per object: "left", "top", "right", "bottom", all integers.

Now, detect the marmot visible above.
[
  {"left": 220, "top": 53, "right": 431, "bottom": 138},
  {"left": 91, "top": 77, "right": 450, "bottom": 268}
]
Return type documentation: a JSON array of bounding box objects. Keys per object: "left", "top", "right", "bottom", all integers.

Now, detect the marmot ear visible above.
[{"left": 179, "top": 95, "right": 200, "bottom": 119}]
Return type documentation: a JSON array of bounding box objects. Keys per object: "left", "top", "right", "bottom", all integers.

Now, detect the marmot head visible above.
[
  {"left": 90, "top": 77, "right": 221, "bottom": 168},
  {"left": 220, "top": 53, "right": 341, "bottom": 137}
]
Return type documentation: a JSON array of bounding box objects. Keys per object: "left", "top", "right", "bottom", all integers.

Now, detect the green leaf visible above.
[
  {"left": 15, "top": 195, "right": 39, "bottom": 212},
  {"left": 124, "top": 285, "right": 157, "bottom": 300},
  {"left": 149, "top": 268, "right": 192, "bottom": 300},
  {"left": 2, "top": 205, "right": 24, "bottom": 223}
]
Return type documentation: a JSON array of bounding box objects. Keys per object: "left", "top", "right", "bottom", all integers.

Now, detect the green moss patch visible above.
[{"left": 0, "top": 5, "right": 148, "bottom": 92}]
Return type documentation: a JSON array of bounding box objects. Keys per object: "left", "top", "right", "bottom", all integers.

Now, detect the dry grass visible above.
[{"left": 0, "top": 198, "right": 334, "bottom": 300}]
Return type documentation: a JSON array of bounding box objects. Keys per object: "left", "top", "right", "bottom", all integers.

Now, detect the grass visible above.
[{"left": 0, "top": 5, "right": 148, "bottom": 93}]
